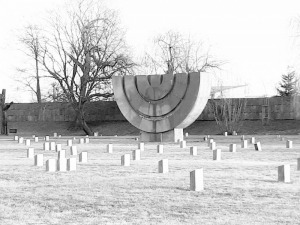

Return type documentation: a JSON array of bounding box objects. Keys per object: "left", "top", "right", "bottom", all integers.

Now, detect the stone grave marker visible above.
[
  {"left": 241, "top": 140, "right": 248, "bottom": 148},
  {"left": 286, "top": 140, "right": 293, "bottom": 149},
  {"left": 210, "top": 142, "right": 216, "bottom": 150},
  {"left": 158, "top": 159, "right": 168, "bottom": 173},
  {"left": 203, "top": 136, "right": 208, "bottom": 141},
  {"left": 79, "top": 138, "right": 84, "bottom": 144},
  {"left": 70, "top": 146, "right": 77, "bottom": 155},
  {"left": 56, "top": 144, "right": 62, "bottom": 152},
  {"left": 157, "top": 144, "right": 164, "bottom": 154},
  {"left": 67, "top": 158, "right": 76, "bottom": 171},
  {"left": 58, "top": 150, "right": 66, "bottom": 159},
  {"left": 278, "top": 164, "right": 290, "bottom": 182},
  {"left": 107, "top": 144, "right": 113, "bottom": 153},
  {"left": 229, "top": 144, "right": 236, "bottom": 152},
  {"left": 297, "top": 158, "right": 300, "bottom": 171},
  {"left": 79, "top": 152, "right": 88, "bottom": 163},
  {"left": 14, "top": 136, "right": 18, "bottom": 141},
  {"left": 213, "top": 149, "right": 221, "bottom": 161},
  {"left": 85, "top": 137, "right": 89, "bottom": 144},
  {"left": 46, "top": 159, "right": 56, "bottom": 172},
  {"left": 45, "top": 135, "right": 50, "bottom": 141},
  {"left": 132, "top": 150, "right": 141, "bottom": 161},
  {"left": 93, "top": 132, "right": 98, "bottom": 136},
  {"left": 180, "top": 140, "right": 186, "bottom": 148},
  {"left": 207, "top": 138, "right": 214, "bottom": 147},
  {"left": 53, "top": 133, "right": 57, "bottom": 137},
  {"left": 138, "top": 142, "right": 144, "bottom": 151},
  {"left": 185, "top": 132, "right": 189, "bottom": 137},
  {"left": 44, "top": 142, "right": 50, "bottom": 151},
  {"left": 232, "top": 131, "right": 237, "bottom": 136},
  {"left": 27, "top": 148, "right": 34, "bottom": 158},
  {"left": 241, "top": 135, "right": 245, "bottom": 140},
  {"left": 250, "top": 137, "right": 256, "bottom": 144},
  {"left": 190, "top": 169, "right": 204, "bottom": 191},
  {"left": 224, "top": 132, "right": 227, "bottom": 136},
  {"left": 18, "top": 137, "right": 24, "bottom": 144},
  {"left": 67, "top": 139, "right": 72, "bottom": 147},
  {"left": 57, "top": 158, "right": 67, "bottom": 172},
  {"left": 34, "top": 154, "right": 43, "bottom": 166},
  {"left": 190, "top": 146, "right": 197, "bottom": 156},
  {"left": 254, "top": 142, "right": 262, "bottom": 151},
  {"left": 34, "top": 137, "right": 39, "bottom": 142},
  {"left": 121, "top": 154, "right": 130, "bottom": 166},
  {"left": 50, "top": 142, "right": 56, "bottom": 151},
  {"left": 25, "top": 139, "right": 31, "bottom": 146}
]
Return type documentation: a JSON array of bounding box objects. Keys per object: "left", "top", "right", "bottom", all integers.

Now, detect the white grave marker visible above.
[
  {"left": 67, "top": 158, "right": 76, "bottom": 171},
  {"left": 46, "top": 159, "right": 56, "bottom": 172},
  {"left": 18, "top": 137, "right": 24, "bottom": 144},
  {"left": 213, "top": 149, "right": 221, "bottom": 161},
  {"left": 210, "top": 142, "right": 216, "bottom": 150},
  {"left": 278, "top": 164, "right": 291, "bottom": 182},
  {"left": 158, "top": 159, "right": 168, "bottom": 173},
  {"left": 254, "top": 142, "right": 262, "bottom": 151},
  {"left": 297, "top": 158, "right": 300, "bottom": 171},
  {"left": 58, "top": 150, "right": 66, "bottom": 159},
  {"left": 250, "top": 137, "right": 256, "bottom": 144},
  {"left": 45, "top": 135, "right": 50, "bottom": 141},
  {"left": 107, "top": 144, "right": 113, "bottom": 153},
  {"left": 121, "top": 154, "right": 130, "bottom": 166},
  {"left": 138, "top": 142, "right": 144, "bottom": 151},
  {"left": 34, "top": 137, "right": 39, "bottom": 142},
  {"left": 70, "top": 146, "right": 77, "bottom": 155},
  {"left": 241, "top": 140, "right": 248, "bottom": 148},
  {"left": 27, "top": 148, "right": 34, "bottom": 158},
  {"left": 157, "top": 144, "right": 164, "bottom": 154},
  {"left": 34, "top": 154, "right": 43, "bottom": 166},
  {"left": 79, "top": 152, "right": 88, "bottom": 163},
  {"left": 190, "top": 169, "right": 204, "bottom": 191},
  {"left": 229, "top": 144, "right": 236, "bottom": 152},
  {"left": 190, "top": 146, "right": 197, "bottom": 156},
  {"left": 57, "top": 158, "right": 67, "bottom": 172},
  {"left": 50, "top": 142, "right": 56, "bottom": 151},
  {"left": 85, "top": 138, "right": 89, "bottom": 144},
  {"left": 25, "top": 139, "right": 31, "bottom": 146},
  {"left": 79, "top": 138, "right": 84, "bottom": 144},
  {"left": 286, "top": 140, "right": 293, "bottom": 149},
  {"left": 180, "top": 140, "right": 186, "bottom": 148},
  {"left": 14, "top": 136, "right": 18, "bottom": 141},
  {"left": 224, "top": 132, "right": 228, "bottom": 136},
  {"left": 67, "top": 140, "right": 72, "bottom": 147},
  {"left": 56, "top": 144, "right": 62, "bottom": 152},
  {"left": 44, "top": 142, "right": 50, "bottom": 151},
  {"left": 53, "top": 133, "right": 57, "bottom": 137},
  {"left": 132, "top": 150, "right": 141, "bottom": 161}
]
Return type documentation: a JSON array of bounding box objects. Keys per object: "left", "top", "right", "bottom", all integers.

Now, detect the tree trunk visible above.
[
  {"left": 35, "top": 54, "right": 42, "bottom": 103},
  {"left": 71, "top": 106, "right": 93, "bottom": 135}
]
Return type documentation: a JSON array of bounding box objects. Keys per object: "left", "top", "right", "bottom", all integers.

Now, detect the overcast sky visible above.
[{"left": 0, "top": 0, "right": 299, "bottom": 102}]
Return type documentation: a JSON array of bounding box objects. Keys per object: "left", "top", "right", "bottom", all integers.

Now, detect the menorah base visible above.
[{"left": 140, "top": 128, "right": 183, "bottom": 142}]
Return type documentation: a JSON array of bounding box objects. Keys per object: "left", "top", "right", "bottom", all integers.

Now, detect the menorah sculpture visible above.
[{"left": 112, "top": 72, "right": 211, "bottom": 142}]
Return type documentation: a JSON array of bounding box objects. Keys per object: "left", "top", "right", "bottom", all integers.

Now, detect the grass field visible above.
[{"left": 0, "top": 134, "right": 299, "bottom": 225}]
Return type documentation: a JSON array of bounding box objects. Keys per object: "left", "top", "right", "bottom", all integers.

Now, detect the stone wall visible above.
[{"left": 6, "top": 96, "right": 300, "bottom": 122}]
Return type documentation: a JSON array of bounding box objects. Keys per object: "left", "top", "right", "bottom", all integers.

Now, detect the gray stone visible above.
[{"left": 297, "top": 158, "right": 300, "bottom": 171}]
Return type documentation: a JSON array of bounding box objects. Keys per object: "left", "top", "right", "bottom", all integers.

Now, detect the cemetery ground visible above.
[{"left": 0, "top": 129, "right": 299, "bottom": 224}]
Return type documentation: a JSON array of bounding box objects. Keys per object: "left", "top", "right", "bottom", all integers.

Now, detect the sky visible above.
[{"left": 0, "top": 0, "right": 299, "bottom": 102}]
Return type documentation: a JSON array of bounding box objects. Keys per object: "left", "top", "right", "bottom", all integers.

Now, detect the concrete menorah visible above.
[{"left": 112, "top": 72, "right": 211, "bottom": 142}]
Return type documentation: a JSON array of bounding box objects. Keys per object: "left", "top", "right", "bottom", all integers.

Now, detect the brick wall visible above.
[{"left": 6, "top": 96, "right": 300, "bottom": 122}]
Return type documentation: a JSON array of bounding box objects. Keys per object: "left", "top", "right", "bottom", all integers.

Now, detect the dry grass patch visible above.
[{"left": 0, "top": 135, "right": 299, "bottom": 224}]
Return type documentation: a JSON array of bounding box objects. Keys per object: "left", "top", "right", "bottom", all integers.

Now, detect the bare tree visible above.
[
  {"left": 18, "top": 25, "right": 44, "bottom": 103},
  {"left": 42, "top": 0, "right": 135, "bottom": 134},
  {"left": 139, "top": 31, "right": 223, "bottom": 75}
]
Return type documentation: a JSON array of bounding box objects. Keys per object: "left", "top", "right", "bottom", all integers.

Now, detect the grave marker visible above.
[
  {"left": 158, "top": 159, "right": 168, "bottom": 173},
  {"left": 85, "top": 137, "right": 89, "bottom": 144},
  {"left": 93, "top": 132, "right": 98, "bottom": 136},
  {"left": 190, "top": 146, "right": 197, "bottom": 156},
  {"left": 45, "top": 135, "right": 50, "bottom": 141},
  {"left": 241, "top": 140, "right": 248, "bottom": 148},
  {"left": 27, "top": 148, "right": 34, "bottom": 158},
  {"left": 278, "top": 164, "right": 290, "bottom": 182},
  {"left": 79, "top": 152, "right": 88, "bottom": 163},
  {"left": 14, "top": 136, "right": 18, "bottom": 141},
  {"left": 229, "top": 144, "right": 236, "bottom": 152},
  {"left": 213, "top": 149, "right": 221, "bottom": 161},
  {"left": 138, "top": 142, "right": 144, "bottom": 151},
  {"left": 286, "top": 140, "right": 293, "bottom": 149},
  {"left": 132, "top": 150, "right": 141, "bottom": 161},
  {"left": 297, "top": 158, "right": 300, "bottom": 171},
  {"left": 46, "top": 159, "right": 56, "bottom": 172},
  {"left": 79, "top": 138, "right": 84, "bottom": 144},
  {"left": 67, "top": 140, "right": 72, "bottom": 147},
  {"left": 254, "top": 142, "right": 262, "bottom": 151},
  {"left": 121, "top": 154, "right": 130, "bottom": 166},
  {"left": 56, "top": 144, "right": 62, "bottom": 152},
  {"left": 34, "top": 137, "right": 39, "bottom": 142},
  {"left": 232, "top": 131, "right": 237, "bottom": 136},
  {"left": 44, "top": 142, "right": 50, "bottom": 151},
  {"left": 157, "top": 144, "right": 164, "bottom": 154},
  {"left": 180, "top": 140, "right": 186, "bottom": 148},
  {"left": 190, "top": 169, "right": 204, "bottom": 191},
  {"left": 107, "top": 144, "right": 113, "bottom": 153},
  {"left": 58, "top": 150, "right": 66, "bottom": 159},
  {"left": 18, "top": 137, "right": 24, "bottom": 144},
  {"left": 50, "top": 142, "right": 56, "bottom": 151},
  {"left": 210, "top": 142, "right": 216, "bottom": 150},
  {"left": 67, "top": 158, "right": 76, "bottom": 171},
  {"left": 57, "top": 158, "right": 67, "bottom": 172},
  {"left": 70, "top": 146, "right": 77, "bottom": 155},
  {"left": 25, "top": 139, "right": 31, "bottom": 146},
  {"left": 53, "top": 133, "right": 57, "bottom": 137},
  {"left": 250, "top": 137, "right": 256, "bottom": 144},
  {"left": 185, "top": 132, "right": 189, "bottom": 137},
  {"left": 34, "top": 154, "right": 43, "bottom": 166},
  {"left": 224, "top": 132, "right": 227, "bottom": 136}
]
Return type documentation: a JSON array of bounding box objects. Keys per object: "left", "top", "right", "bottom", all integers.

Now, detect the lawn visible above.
[{"left": 0, "top": 134, "right": 299, "bottom": 224}]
